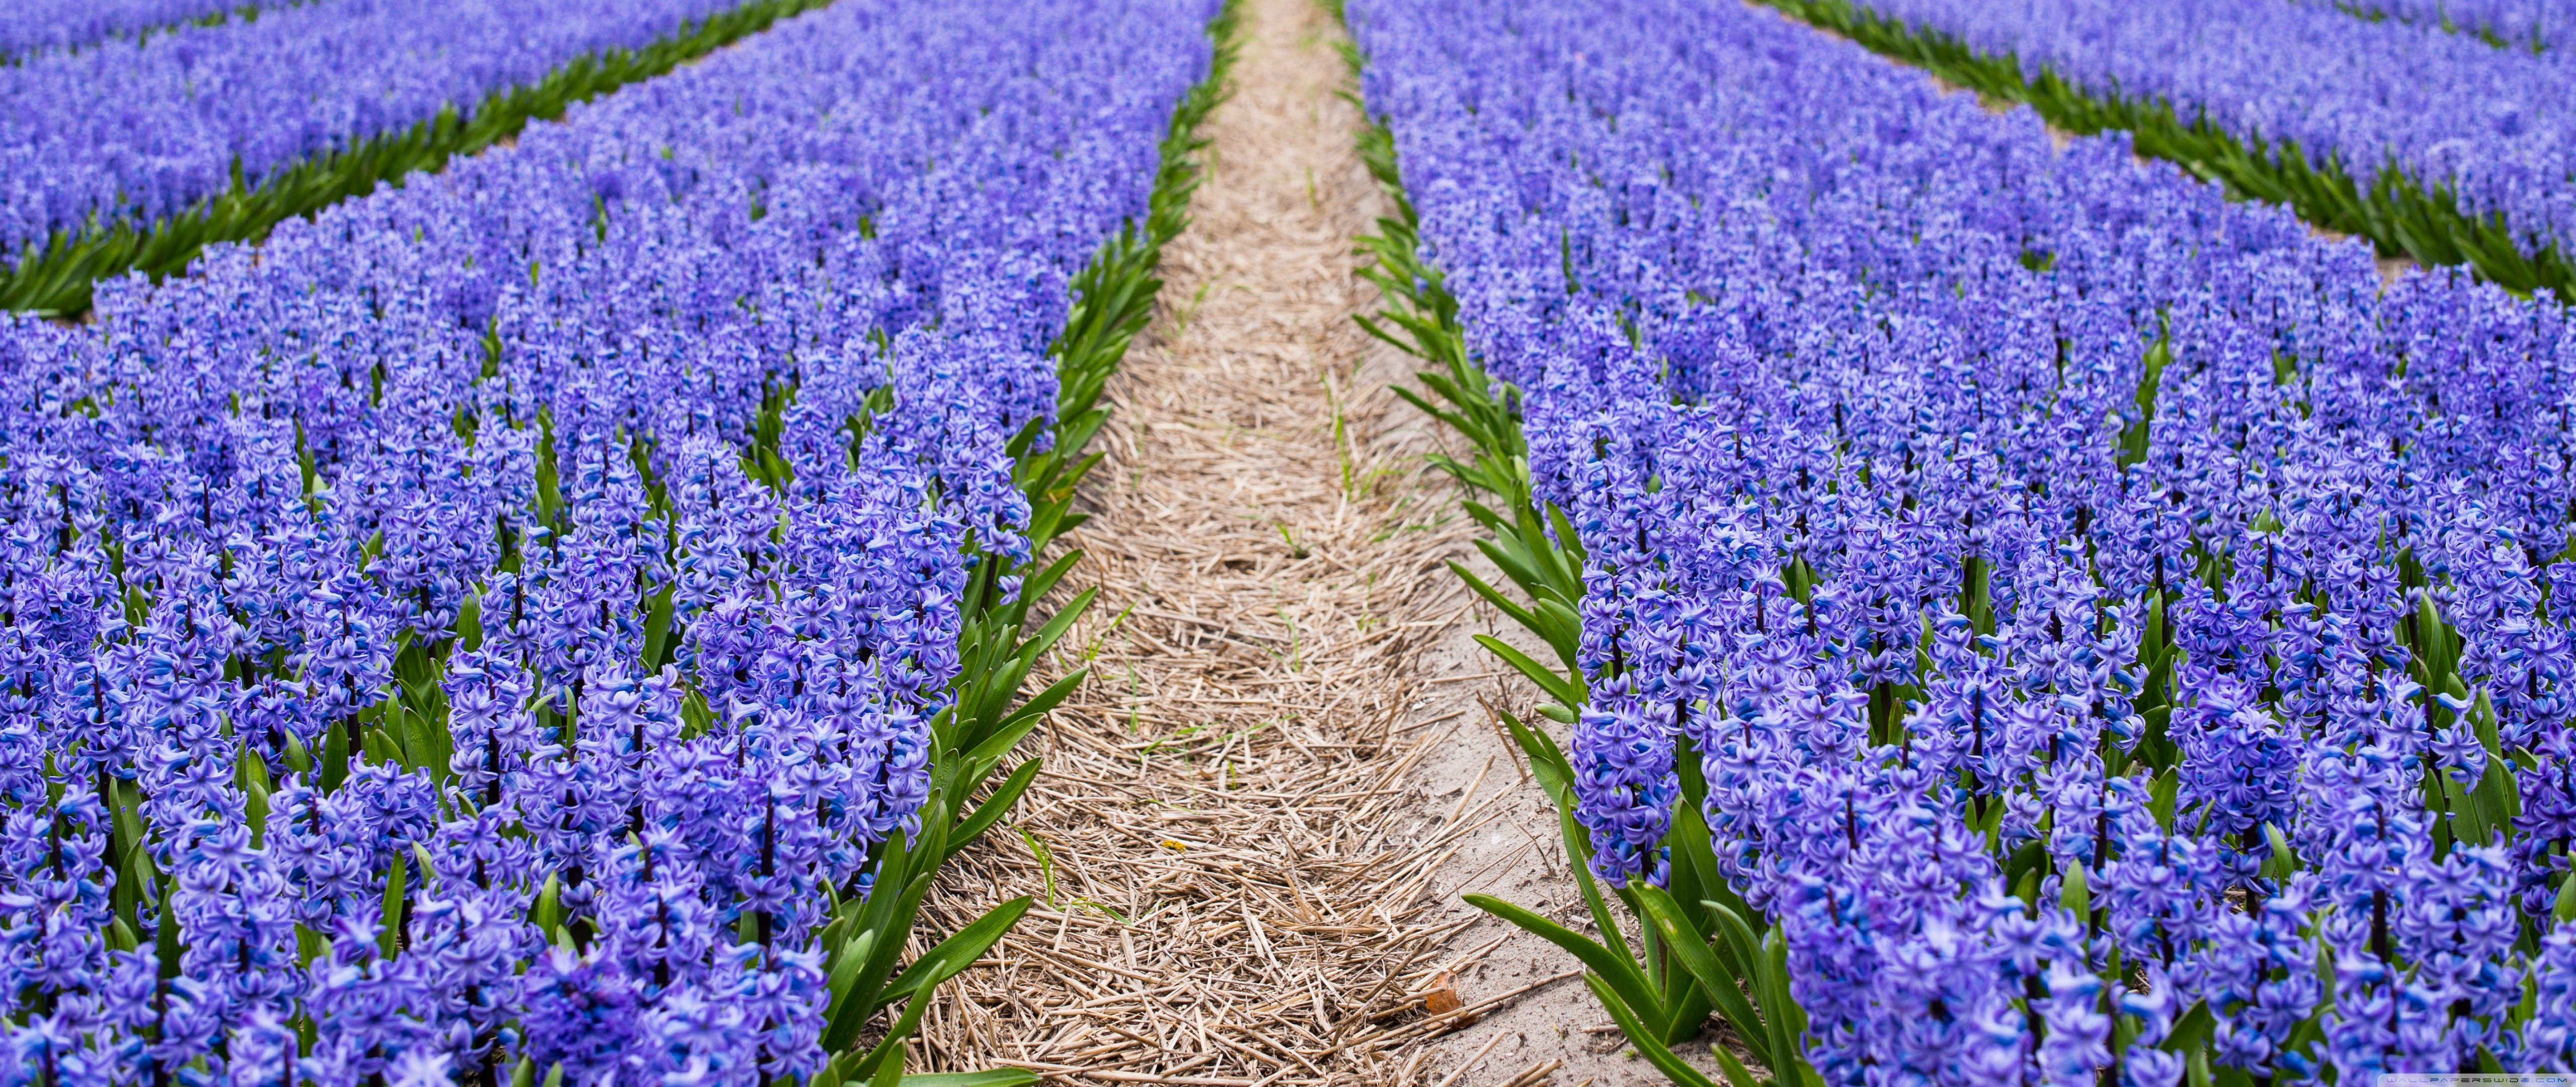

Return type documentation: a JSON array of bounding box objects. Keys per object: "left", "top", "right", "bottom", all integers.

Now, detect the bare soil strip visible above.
[{"left": 901, "top": 0, "right": 1575, "bottom": 1081}]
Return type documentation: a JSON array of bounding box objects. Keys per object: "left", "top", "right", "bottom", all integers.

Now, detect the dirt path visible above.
[
  {"left": 900, "top": 0, "right": 1595, "bottom": 1081},
  {"left": 903, "top": 0, "right": 1733, "bottom": 1080}
]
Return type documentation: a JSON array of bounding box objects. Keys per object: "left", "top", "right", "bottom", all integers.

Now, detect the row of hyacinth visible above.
[
  {"left": 1355, "top": 0, "right": 2576, "bottom": 1079},
  {"left": 0, "top": 0, "right": 254, "bottom": 62},
  {"left": 0, "top": 0, "right": 1211, "bottom": 1081},
  {"left": 0, "top": 0, "right": 754, "bottom": 266},
  {"left": 2298, "top": 0, "right": 2576, "bottom": 51},
  {"left": 1821, "top": 0, "right": 2576, "bottom": 267}
]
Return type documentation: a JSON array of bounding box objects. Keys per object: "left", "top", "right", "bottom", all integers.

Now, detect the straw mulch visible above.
[{"left": 903, "top": 0, "right": 1562, "bottom": 1083}]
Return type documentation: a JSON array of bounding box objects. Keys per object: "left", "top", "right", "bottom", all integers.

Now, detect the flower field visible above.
[
  {"left": 2305, "top": 0, "right": 2575, "bottom": 50},
  {"left": 1759, "top": 0, "right": 2576, "bottom": 296},
  {"left": 1355, "top": 0, "right": 2576, "bottom": 1079},
  {"left": 0, "top": 0, "right": 253, "bottom": 62},
  {"left": 0, "top": 0, "right": 1223, "bottom": 1081},
  {"left": 0, "top": 0, "right": 853, "bottom": 316},
  {"left": 4, "top": 0, "right": 2575, "bottom": 1081}
]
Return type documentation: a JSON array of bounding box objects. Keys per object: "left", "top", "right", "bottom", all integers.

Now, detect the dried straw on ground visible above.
[{"left": 903, "top": 0, "right": 1565, "bottom": 1082}]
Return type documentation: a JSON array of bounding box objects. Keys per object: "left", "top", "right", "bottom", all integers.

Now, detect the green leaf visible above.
[
  {"left": 530, "top": 873, "right": 562, "bottom": 941},
  {"left": 1472, "top": 633, "right": 1586, "bottom": 710},
  {"left": 1447, "top": 560, "right": 1546, "bottom": 639},
  {"left": 1634, "top": 885, "right": 1769, "bottom": 1069},
  {"left": 1464, "top": 893, "right": 1662, "bottom": 1026},
  {"left": 871, "top": 1040, "right": 906, "bottom": 1087},
  {"left": 877, "top": 897, "right": 1032, "bottom": 1007},
  {"left": 1540, "top": 502, "right": 1588, "bottom": 573},
  {"left": 2060, "top": 857, "right": 2091, "bottom": 918},
  {"left": 995, "top": 668, "right": 1086, "bottom": 737},
  {"left": 639, "top": 585, "right": 677, "bottom": 671},
  {"left": 947, "top": 759, "right": 1042, "bottom": 860},
  {"left": 826, "top": 928, "right": 878, "bottom": 1011},
  {"left": 850, "top": 978, "right": 940, "bottom": 1083},
  {"left": 1015, "top": 552, "right": 1087, "bottom": 612},
  {"left": 153, "top": 877, "right": 183, "bottom": 977},
  {"left": 1530, "top": 598, "right": 1586, "bottom": 673},
  {"left": 1756, "top": 929, "right": 1808, "bottom": 1079},
  {"left": 825, "top": 873, "right": 937, "bottom": 1052},
  {"left": 379, "top": 849, "right": 408, "bottom": 961},
  {"left": 1017, "top": 585, "right": 1099, "bottom": 663},
  {"left": 1706, "top": 1042, "right": 1766, "bottom": 1087},
  {"left": 1497, "top": 709, "right": 1576, "bottom": 811},
  {"left": 1581, "top": 973, "right": 1722, "bottom": 1087},
  {"left": 1704, "top": 904, "right": 1792, "bottom": 1067}
]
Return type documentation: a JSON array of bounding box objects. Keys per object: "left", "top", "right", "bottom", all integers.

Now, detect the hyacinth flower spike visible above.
[
  {"left": 1343, "top": 0, "right": 2576, "bottom": 1080},
  {"left": 0, "top": 0, "right": 1243, "bottom": 1082},
  {"left": 1339, "top": 73, "right": 1819, "bottom": 1087}
]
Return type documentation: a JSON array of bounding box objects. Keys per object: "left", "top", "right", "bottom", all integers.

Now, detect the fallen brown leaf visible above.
[{"left": 1421, "top": 973, "right": 1464, "bottom": 1015}]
